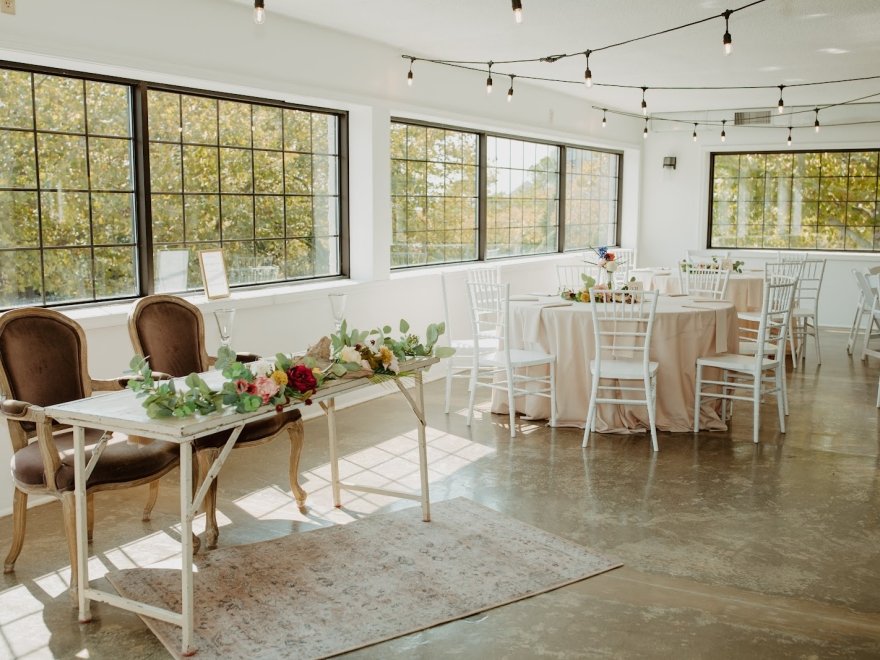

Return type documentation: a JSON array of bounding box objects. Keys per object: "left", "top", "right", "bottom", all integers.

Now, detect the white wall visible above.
[
  {"left": 638, "top": 122, "right": 880, "bottom": 328},
  {"left": 0, "top": 0, "right": 642, "bottom": 514}
]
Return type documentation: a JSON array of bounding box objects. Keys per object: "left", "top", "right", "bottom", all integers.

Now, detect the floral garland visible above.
[
  {"left": 679, "top": 256, "right": 744, "bottom": 273},
  {"left": 127, "top": 319, "right": 454, "bottom": 419}
]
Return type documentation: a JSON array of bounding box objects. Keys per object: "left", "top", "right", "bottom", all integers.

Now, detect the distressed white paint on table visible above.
[{"left": 45, "top": 357, "right": 438, "bottom": 657}]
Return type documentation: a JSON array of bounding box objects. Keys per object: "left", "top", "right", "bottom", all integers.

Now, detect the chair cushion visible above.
[
  {"left": 195, "top": 408, "right": 303, "bottom": 449},
  {"left": 12, "top": 428, "right": 179, "bottom": 492}
]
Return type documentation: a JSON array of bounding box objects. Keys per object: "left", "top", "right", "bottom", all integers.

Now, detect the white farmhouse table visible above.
[{"left": 45, "top": 357, "right": 438, "bottom": 657}]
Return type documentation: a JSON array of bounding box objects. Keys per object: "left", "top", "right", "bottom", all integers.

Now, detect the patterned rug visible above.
[{"left": 107, "top": 497, "right": 621, "bottom": 659}]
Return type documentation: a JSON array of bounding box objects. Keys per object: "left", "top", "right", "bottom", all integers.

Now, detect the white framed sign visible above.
[{"left": 198, "top": 249, "right": 230, "bottom": 300}]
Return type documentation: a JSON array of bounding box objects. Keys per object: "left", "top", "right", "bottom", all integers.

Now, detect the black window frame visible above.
[
  {"left": 390, "top": 117, "right": 623, "bottom": 270},
  {"left": 0, "top": 60, "right": 349, "bottom": 311}
]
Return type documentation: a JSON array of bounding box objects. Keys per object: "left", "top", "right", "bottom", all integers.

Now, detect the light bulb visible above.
[
  {"left": 253, "top": 0, "right": 265, "bottom": 24},
  {"left": 641, "top": 87, "right": 648, "bottom": 116},
  {"left": 407, "top": 70, "right": 413, "bottom": 87},
  {"left": 814, "top": 109, "right": 820, "bottom": 133},
  {"left": 585, "top": 67, "right": 592, "bottom": 87},
  {"left": 512, "top": 0, "right": 522, "bottom": 23},
  {"left": 693, "top": 124, "right": 698, "bottom": 142},
  {"left": 722, "top": 10, "right": 732, "bottom": 56},
  {"left": 486, "top": 75, "right": 493, "bottom": 94},
  {"left": 507, "top": 86, "right": 513, "bottom": 102},
  {"left": 643, "top": 119, "right": 648, "bottom": 139},
  {"left": 787, "top": 128, "right": 792, "bottom": 146},
  {"left": 720, "top": 120, "right": 726, "bottom": 142},
  {"left": 777, "top": 85, "right": 785, "bottom": 114},
  {"left": 601, "top": 111, "right": 607, "bottom": 128}
]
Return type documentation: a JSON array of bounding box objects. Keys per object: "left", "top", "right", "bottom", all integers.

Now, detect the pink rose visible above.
[{"left": 253, "top": 375, "right": 280, "bottom": 404}]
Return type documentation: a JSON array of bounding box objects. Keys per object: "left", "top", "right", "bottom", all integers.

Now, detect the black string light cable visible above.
[
  {"left": 593, "top": 89, "right": 880, "bottom": 131},
  {"left": 407, "top": 0, "right": 766, "bottom": 69}
]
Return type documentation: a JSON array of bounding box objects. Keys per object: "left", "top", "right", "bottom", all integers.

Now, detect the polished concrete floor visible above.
[{"left": 1, "top": 329, "right": 879, "bottom": 659}]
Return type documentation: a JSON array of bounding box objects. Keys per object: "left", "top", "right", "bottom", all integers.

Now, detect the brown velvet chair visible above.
[
  {"left": 128, "top": 295, "right": 306, "bottom": 549},
  {"left": 0, "top": 308, "right": 181, "bottom": 591}
]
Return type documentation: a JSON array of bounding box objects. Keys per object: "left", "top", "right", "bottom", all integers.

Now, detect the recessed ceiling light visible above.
[{"left": 819, "top": 48, "right": 849, "bottom": 55}]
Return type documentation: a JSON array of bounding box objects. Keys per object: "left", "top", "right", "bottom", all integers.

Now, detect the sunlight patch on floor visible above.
[
  {"left": 0, "top": 584, "right": 51, "bottom": 658},
  {"left": 233, "top": 428, "right": 495, "bottom": 523}
]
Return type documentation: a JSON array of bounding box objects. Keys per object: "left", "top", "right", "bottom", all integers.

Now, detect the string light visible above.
[
  {"left": 601, "top": 109, "right": 607, "bottom": 127},
  {"left": 407, "top": 58, "right": 414, "bottom": 86},
  {"left": 253, "top": 0, "right": 265, "bottom": 24},
  {"left": 787, "top": 126, "right": 792, "bottom": 146},
  {"left": 507, "top": 75, "right": 515, "bottom": 102},
  {"left": 814, "top": 108, "right": 820, "bottom": 133},
  {"left": 721, "top": 119, "right": 727, "bottom": 142},
  {"left": 486, "top": 62, "right": 493, "bottom": 94},
  {"left": 693, "top": 123, "right": 698, "bottom": 142},
  {"left": 584, "top": 50, "right": 593, "bottom": 88},
  {"left": 643, "top": 117, "right": 649, "bottom": 139},
  {"left": 778, "top": 85, "right": 785, "bottom": 113},
  {"left": 512, "top": 0, "right": 523, "bottom": 24},
  {"left": 722, "top": 9, "right": 733, "bottom": 55},
  {"left": 641, "top": 87, "right": 648, "bottom": 116}
]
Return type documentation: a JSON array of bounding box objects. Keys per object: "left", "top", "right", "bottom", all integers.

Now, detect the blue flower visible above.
[{"left": 597, "top": 246, "right": 608, "bottom": 258}]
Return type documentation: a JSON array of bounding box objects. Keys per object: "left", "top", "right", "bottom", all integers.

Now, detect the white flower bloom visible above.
[
  {"left": 340, "top": 346, "right": 362, "bottom": 364},
  {"left": 248, "top": 359, "right": 276, "bottom": 377},
  {"left": 604, "top": 261, "right": 618, "bottom": 273},
  {"left": 387, "top": 355, "right": 400, "bottom": 373}
]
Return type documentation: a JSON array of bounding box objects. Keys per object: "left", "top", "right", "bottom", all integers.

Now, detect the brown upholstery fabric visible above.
[
  {"left": 135, "top": 303, "right": 205, "bottom": 376},
  {"left": 196, "top": 408, "right": 303, "bottom": 449},
  {"left": 0, "top": 315, "right": 86, "bottom": 407},
  {"left": 11, "top": 428, "right": 179, "bottom": 491}
]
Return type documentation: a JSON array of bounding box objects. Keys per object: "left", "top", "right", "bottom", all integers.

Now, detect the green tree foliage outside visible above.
[
  {"left": 711, "top": 151, "right": 880, "bottom": 251},
  {"left": 0, "top": 65, "right": 344, "bottom": 309},
  {"left": 389, "top": 122, "right": 620, "bottom": 268},
  {"left": 148, "top": 91, "right": 341, "bottom": 291},
  {"left": 0, "top": 68, "right": 136, "bottom": 308}
]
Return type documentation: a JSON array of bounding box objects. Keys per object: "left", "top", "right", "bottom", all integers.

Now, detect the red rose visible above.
[
  {"left": 305, "top": 398, "right": 313, "bottom": 405},
  {"left": 235, "top": 379, "right": 256, "bottom": 394},
  {"left": 605, "top": 252, "right": 615, "bottom": 261},
  {"left": 287, "top": 365, "right": 317, "bottom": 393}
]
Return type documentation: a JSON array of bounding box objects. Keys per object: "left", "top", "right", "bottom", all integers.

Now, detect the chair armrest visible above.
[
  {"left": 206, "top": 352, "right": 261, "bottom": 367},
  {"left": 0, "top": 399, "right": 45, "bottom": 423},
  {"left": 91, "top": 377, "right": 129, "bottom": 392}
]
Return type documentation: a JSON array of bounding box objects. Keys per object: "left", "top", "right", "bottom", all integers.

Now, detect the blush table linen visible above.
[
  {"left": 492, "top": 296, "right": 739, "bottom": 434},
  {"left": 645, "top": 270, "right": 765, "bottom": 314}
]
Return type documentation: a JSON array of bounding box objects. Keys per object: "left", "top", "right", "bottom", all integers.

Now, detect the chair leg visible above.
[
  {"left": 198, "top": 448, "right": 221, "bottom": 550},
  {"left": 549, "top": 361, "right": 557, "bottom": 428},
  {"left": 444, "top": 362, "right": 452, "bottom": 414},
  {"left": 752, "top": 372, "right": 761, "bottom": 444},
  {"left": 287, "top": 420, "right": 307, "bottom": 509},
  {"left": 466, "top": 361, "right": 478, "bottom": 428},
  {"left": 776, "top": 368, "right": 786, "bottom": 433},
  {"left": 812, "top": 317, "right": 822, "bottom": 365},
  {"left": 142, "top": 481, "right": 160, "bottom": 522},
  {"left": 846, "top": 304, "right": 862, "bottom": 355},
  {"left": 86, "top": 493, "right": 94, "bottom": 543},
  {"left": 4, "top": 489, "right": 28, "bottom": 573},
  {"left": 789, "top": 319, "right": 798, "bottom": 369},
  {"left": 583, "top": 371, "right": 600, "bottom": 447},
  {"left": 693, "top": 363, "right": 703, "bottom": 433},
  {"left": 876, "top": 375, "right": 880, "bottom": 408},
  {"left": 645, "top": 374, "right": 659, "bottom": 452},
  {"left": 507, "top": 365, "right": 517, "bottom": 438},
  {"left": 60, "top": 491, "right": 79, "bottom": 596}
]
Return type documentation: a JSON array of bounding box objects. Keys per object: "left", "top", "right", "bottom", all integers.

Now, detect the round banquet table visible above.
[
  {"left": 633, "top": 268, "right": 764, "bottom": 314},
  {"left": 491, "top": 295, "right": 739, "bottom": 433}
]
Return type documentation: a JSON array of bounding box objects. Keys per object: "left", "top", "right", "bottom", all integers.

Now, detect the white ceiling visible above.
[{"left": 249, "top": 0, "right": 880, "bottom": 122}]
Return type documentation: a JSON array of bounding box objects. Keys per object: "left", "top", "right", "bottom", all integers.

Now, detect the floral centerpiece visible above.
[
  {"left": 679, "top": 256, "right": 744, "bottom": 273},
  {"left": 585, "top": 246, "right": 618, "bottom": 287},
  {"left": 127, "top": 319, "right": 455, "bottom": 419}
]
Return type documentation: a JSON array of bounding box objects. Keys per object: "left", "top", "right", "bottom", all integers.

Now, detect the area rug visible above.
[{"left": 107, "top": 497, "right": 621, "bottom": 659}]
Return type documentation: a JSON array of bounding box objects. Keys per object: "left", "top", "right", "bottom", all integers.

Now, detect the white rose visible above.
[
  {"left": 248, "top": 359, "right": 275, "bottom": 377},
  {"left": 604, "top": 261, "right": 618, "bottom": 272},
  {"left": 340, "top": 345, "right": 362, "bottom": 363}
]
